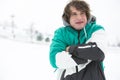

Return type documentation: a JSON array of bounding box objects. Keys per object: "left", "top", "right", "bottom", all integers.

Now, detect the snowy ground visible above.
[
  {"left": 104, "top": 47, "right": 120, "bottom": 80},
  {"left": 0, "top": 38, "right": 120, "bottom": 80}
]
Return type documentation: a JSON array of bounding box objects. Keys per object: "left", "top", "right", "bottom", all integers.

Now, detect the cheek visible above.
[
  {"left": 69, "top": 18, "right": 72, "bottom": 25},
  {"left": 69, "top": 18, "right": 75, "bottom": 24},
  {"left": 84, "top": 16, "right": 87, "bottom": 22},
  {"left": 84, "top": 19, "right": 87, "bottom": 24}
]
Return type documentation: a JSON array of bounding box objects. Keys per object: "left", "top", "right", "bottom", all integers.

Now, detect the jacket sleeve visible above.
[
  {"left": 87, "top": 29, "right": 108, "bottom": 56},
  {"left": 49, "top": 28, "right": 77, "bottom": 68},
  {"left": 68, "top": 29, "right": 108, "bottom": 64},
  {"left": 69, "top": 42, "right": 105, "bottom": 62}
]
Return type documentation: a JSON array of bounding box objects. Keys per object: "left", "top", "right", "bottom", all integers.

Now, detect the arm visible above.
[
  {"left": 69, "top": 42, "right": 105, "bottom": 61},
  {"left": 86, "top": 29, "right": 108, "bottom": 55},
  {"left": 49, "top": 28, "right": 77, "bottom": 69},
  {"left": 67, "top": 30, "right": 108, "bottom": 63}
]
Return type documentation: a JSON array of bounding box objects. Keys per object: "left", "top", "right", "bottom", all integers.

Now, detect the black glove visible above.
[
  {"left": 68, "top": 45, "right": 88, "bottom": 64},
  {"left": 68, "top": 42, "right": 105, "bottom": 64}
]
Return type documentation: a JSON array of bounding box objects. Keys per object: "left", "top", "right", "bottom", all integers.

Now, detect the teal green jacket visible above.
[{"left": 49, "top": 19, "right": 104, "bottom": 68}]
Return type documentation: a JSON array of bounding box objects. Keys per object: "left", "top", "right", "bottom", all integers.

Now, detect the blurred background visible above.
[{"left": 0, "top": 0, "right": 120, "bottom": 80}]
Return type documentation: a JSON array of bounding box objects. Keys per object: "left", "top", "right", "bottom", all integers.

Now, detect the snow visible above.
[
  {"left": 104, "top": 47, "right": 120, "bottom": 80},
  {"left": 0, "top": 38, "right": 56, "bottom": 80},
  {"left": 0, "top": 38, "right": 120, "bottom": 80}
]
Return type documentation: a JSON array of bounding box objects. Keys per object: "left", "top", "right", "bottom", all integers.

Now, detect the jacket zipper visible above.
[
  {"left": 75, "top": 30, "right": 80, "bottom": 74},
  {"left": 77, "top": 30, "right": 80, "bottom": 44}
]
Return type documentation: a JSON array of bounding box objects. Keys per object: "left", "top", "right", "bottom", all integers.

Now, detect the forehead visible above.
[{"left": 70, "top": 6, "right": 81, "bottom": 13}]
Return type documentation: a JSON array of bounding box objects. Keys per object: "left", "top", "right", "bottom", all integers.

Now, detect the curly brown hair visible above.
[{"left": 62, "top": 0, "right": 90, "bottom": 24}]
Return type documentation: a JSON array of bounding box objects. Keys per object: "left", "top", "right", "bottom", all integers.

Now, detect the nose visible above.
[{"left": 76, "top": 14, "right": 82, "bottom": 20}]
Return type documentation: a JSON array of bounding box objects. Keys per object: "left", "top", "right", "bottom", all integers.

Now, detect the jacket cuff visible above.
[{"left": 68, "top": 45, "right": 77, "bottom": 54}]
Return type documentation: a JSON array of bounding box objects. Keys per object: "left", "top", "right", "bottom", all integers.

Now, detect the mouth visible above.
[{"left": 75, "top": 21, "right": 84, "bottom": 24}]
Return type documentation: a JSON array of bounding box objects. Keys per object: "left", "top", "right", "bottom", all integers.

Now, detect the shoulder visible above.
[
  {"left": 91, "top": 23, "right": 107, "bottom": 38},
  {"left": 54, "top": 27, "right": 66, "bottom": 33},
  {"left": 87, "top": 29, "right": 108, "bottom": 47},
  {"left": 92, "top": 29, "right": 106, "bottom": 36},
  {"left": 52, "top": 27, "right": 67, "bottom": 40},
  {"left": 93, "top": 24, "right": 105, "bottom": 30}
]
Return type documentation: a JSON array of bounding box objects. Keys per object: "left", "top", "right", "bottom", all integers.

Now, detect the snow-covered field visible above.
[
  {"left": 104, "top": 47, "right": 120, "bottom": 80},
  {"left": 0, "top": 38, "right": 120, "bottom": 80}
]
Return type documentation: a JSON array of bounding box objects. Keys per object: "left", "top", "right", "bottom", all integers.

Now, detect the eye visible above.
[
  {"left": 71, "top": 12, "right": 77, "bottom": 16},
  {"left": 80, "top": 12, "right": 85, "bottom": 15}
]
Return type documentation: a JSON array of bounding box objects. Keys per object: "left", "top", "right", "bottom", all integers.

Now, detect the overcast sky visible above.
[{"left": 0, "top": 0, "right": 120, "bottom": 40}]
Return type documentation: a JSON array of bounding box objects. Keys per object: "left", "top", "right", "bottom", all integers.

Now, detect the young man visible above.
[{"left": 49, "top": 0, "right": 107, "bottom": 80}]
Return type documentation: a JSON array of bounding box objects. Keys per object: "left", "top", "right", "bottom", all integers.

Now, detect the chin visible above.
[
  {"left": 75, "top": 28, "right": 82, "bottom": 30},
  {"left": 75, "top": 27, "right": 84, "bottom": 30}
]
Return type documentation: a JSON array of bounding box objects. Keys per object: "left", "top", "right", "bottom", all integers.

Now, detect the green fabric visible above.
[{"left": 49, "top": 22, "right": 104, "bottom": 68}]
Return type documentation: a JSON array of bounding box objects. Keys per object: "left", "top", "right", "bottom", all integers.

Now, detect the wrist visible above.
[
  {"left": 69, "top": 45, "right": 77, "bottom": 54},
  {"left": 66, "top": 46, "right": 70, "bottom": 52}
]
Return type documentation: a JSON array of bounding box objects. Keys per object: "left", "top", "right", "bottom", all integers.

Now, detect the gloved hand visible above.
[{"left": 67, "top": 45, "right": 88, "bottom": 64}]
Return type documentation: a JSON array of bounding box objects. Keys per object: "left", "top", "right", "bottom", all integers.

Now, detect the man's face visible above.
[{"left": 69, "top": 6, "right": 87, "bottom": 30}]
